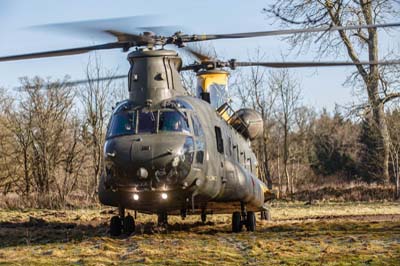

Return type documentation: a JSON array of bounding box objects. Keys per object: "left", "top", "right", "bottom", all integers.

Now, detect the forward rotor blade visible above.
[
  {"left": 18, "top": 75, "right": 128, "bottom": 90},
  {"left": 184, "top": 22, "right": 400, "bottom": 42},
  {"left": 62, "top": 74, "right": 127, "bottom": 86},
  {"left": 0, "top": 42, "right": 126, "bottom": 62},
  {"left": 235, "top": 60, "right": 400, "bottom": 68},
  {"left": 30, "top": 15, "right": 183, "bottom": 42}
]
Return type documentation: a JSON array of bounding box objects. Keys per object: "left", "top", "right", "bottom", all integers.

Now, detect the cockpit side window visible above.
[
  {"left": 107, "top": 111, "right": 136, "bottom": 138},
  {"left": 159, "top": 111, "right": 190, "bottom": 133},
  {"left": 138, "top": 111, "right": 157, "bottom": 133},
  {"left": 191, "top": 115, "right": 204, "bottom": 137}
]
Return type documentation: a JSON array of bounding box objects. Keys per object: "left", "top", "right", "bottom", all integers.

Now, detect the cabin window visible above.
[
  {"left": 128, "top": 68, "right": 132, "bottom": 91},
  {"left": 228, "top": 137, "right": 232, "bottom": 156},
  {"left": 215, "top": 126, "right": 224, "bottom": 154},
  {"left": 159, "top": 111, "right": 190, "bottom": 133},
  {"left": 195, "top": 139, "right": 205, "bottom": 164},
  {"left": 234, "top": 145, "right": 239, "bottom": 162},
  {"left": 248, "top": 158, "right": 253, "bottom": 172}
]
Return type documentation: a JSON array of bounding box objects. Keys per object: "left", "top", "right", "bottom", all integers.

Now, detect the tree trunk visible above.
[{"left": 263, "top": 132, "right": 273, "bottom": 189}]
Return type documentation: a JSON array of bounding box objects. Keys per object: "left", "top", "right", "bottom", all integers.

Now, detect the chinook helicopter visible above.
[{"left": 1, "top": 17, "right": 400, "bottom": 235}]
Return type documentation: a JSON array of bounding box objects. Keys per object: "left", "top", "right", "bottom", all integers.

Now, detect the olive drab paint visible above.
[{"left": 99, "top": 48, "right": 273, "bottom": 218}]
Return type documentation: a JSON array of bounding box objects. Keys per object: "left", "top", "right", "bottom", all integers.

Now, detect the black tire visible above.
[
  {"left": 246, "top": 211, "right": 256, "bottom": 232},
  {"left": 123, "top": 215, "right": 135, "bottom": 235},
  {"left": 232, "top": 211, "right": 242, "bottom": 233},
  {"left": 157, "top": 212, "right": 168, "bottom": 226},
  {"left": 201, "top": 212, "right": 207, "bottom": 223},
  {"left": 110, "top": 215, "right": 122, "bottom": 236}
]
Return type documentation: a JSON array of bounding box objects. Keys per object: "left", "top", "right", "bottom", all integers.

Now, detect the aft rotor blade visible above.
[
  {"left": 234, "top": 60, "right": 400, "bottom": 68},
  {"left": 185, "top": 22, "right": 400, "bottom": 42},
  {"left": 0, "top": 42, "right": 126, "bottom": 62},
  {"left": 183, "top": 46, "right": 213, "bottom": 62}
]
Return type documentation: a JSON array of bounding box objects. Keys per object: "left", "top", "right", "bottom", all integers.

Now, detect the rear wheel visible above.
[
  {"left": 260, "top": 210, "right": 271, "bottom": 221},
  {"left": 110, "top": 215, "right": 122, "bottom": 236},
  {"left": 123, "top": 214, "right": 135, "bottom": 235},
  {"left": 246, "top": 211, "right": 256, "bottom": 232},
  {"left": 232, "top": 212, "right": 242, "bottom": 233}
]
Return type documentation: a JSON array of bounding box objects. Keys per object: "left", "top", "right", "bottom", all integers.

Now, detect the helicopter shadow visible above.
[{"left": 0, "top": 217, "right": 227, "bottom": 248}]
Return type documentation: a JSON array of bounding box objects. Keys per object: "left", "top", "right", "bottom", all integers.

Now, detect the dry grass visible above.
[{"left": 0, "top": 201, "right": 399, "bottom": 265}]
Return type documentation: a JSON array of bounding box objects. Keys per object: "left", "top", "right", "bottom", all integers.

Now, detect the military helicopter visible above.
[{"left": 1, "top": 17, "right": 400, "bottom": 235}]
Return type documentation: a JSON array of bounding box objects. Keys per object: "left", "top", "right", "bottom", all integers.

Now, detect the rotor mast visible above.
[{"left": 127, "top": 48, "right": 186, "bottom": 106}]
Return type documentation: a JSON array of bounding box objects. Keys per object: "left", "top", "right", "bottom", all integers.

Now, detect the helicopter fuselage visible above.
[{"left": 99, "top": 95, "right": 269, "bottom": 215}]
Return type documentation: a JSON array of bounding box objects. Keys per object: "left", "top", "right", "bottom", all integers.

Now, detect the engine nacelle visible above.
[{"left": 229, "top": 108, "right": 263, "bottom": 140}]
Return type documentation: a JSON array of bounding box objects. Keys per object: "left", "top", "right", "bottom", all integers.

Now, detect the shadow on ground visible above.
[{"left": 1, "top": 213, "right": 399, "bottom": 248}]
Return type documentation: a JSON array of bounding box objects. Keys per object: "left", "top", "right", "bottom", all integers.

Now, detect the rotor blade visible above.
[
  {"left": 184, "top": 22, "right": 400, "bottom": 42},
  {"left": 18, "top": 75, "right": 128, "bottom": 90},
  {"left": 62, "top": 74, "right": 127, "bottom": 86},
  {"left": 0, "top": 42, "right": 126, "bottom": 62},
  {"left": 234, "top": 60, "right": 400, "bottom": 68},
  {"left": 183, "top": 46, "right": 213, "bottom": 62},
  {"left": 30, "top": 15, "right": 184, "bottom": 41}
]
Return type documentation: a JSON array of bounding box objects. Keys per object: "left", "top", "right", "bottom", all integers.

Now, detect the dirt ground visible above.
[{"left": 0, "top": 201, "right": 399, "bottom": 265}]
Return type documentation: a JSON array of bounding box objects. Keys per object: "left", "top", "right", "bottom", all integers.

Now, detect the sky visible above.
[{"left": 0, "top": 0, "right": 399, "bottom": 111}]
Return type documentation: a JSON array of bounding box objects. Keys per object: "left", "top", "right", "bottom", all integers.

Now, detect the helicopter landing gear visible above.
[
  {"left": 110, "top": 215, "right": 122, "bottom": 236},
  {"left": 180, "top": 209, "right": 187, "bottom": 220},
  {"left": 232, "top": 211, "right": 242, "bottom": 232},
  {"left": 246, "top": 211, "right": 256, "bottom": 232},
  {"left": 157, "top": 212, "right": 168, "bottom": 226},
  {"left": 109, "top": 206, "right": 135, "bottom": 236},
  {"left": 201, "top": 209, "right": 207, "bottom": 223},
  {"left": 124, "top": 214, "right": 135, "bottom": 235},
  {"left": 260, "top": 209, "right": 271, "bottom": 221},
  {"left": 232, "top": 202, "right": 256, "bottom": 233}
]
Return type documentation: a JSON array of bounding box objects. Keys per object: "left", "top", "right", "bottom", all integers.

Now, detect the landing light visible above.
[
  {"left": 133, "top": 194, "right": 139, "bottom": 201},
  {"left": 161, "top": 193, "right": 168, "bottom": 200}
]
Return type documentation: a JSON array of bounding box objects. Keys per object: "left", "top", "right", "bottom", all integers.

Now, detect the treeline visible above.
[
  {"left": 0, "top": 67, "right": 399, "bottom": 208},
  {"left": 232, "top": 67, "right": 400, "bottom": 199},
  {"left": 0, "top": 59, "right": 125, "bottom": 208}
]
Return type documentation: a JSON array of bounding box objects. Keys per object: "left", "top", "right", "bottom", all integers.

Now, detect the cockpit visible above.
[{"left": 106, "top": 100, "right": 193, "bottom": 139}]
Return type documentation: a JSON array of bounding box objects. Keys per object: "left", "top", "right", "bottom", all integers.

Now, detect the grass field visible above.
[{"left": 0, "top": 201, "right": 399, "bottom": 265}]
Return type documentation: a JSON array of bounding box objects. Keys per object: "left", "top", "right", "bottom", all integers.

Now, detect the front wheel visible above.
[
  {"left": 124, "top": 214, "right": 135, "bottom": 235},
  {"left": 110, "top": 215, "right": 122, "bottom": 236}
]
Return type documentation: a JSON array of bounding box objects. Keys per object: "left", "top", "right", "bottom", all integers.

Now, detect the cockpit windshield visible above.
[
  {"left": 138, "top": 111, "right": 156, "bottom": 133},
  {"left": 107, "top": 112, "right": 136, "bottom": 138},
  {"left": 159, "top": 111, "right": 190, "bottom": 133},
  {"left": 107, "top": 109, "right": 191, "bottom": 138}
]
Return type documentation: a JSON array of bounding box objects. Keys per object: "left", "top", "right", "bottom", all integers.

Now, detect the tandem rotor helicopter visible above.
[{"left": 1, "top": 16, "right": 400, "bottom": 235}]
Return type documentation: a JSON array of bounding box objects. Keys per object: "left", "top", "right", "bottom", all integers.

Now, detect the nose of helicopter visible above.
[{"left": 104, "top": 134, "right": 194, "bottom": 188}]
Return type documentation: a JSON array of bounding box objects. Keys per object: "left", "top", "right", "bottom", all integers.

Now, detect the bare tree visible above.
[
  {"left": 54, "top": 117, "right": 86, "bottom": 204},
  {"left": 0, "top": 89, "right": 19, "bottom": 194},
  {"left": 270, "top": 69, "right": 301, "bottom": 194},
  {"left": 235, "top": 49, "right": 278, "bottom": 189},
  {"left": 3, "top": 77, "right": 83, "bottom": 207},
  {"left": 79, "top": 55, "right": 126, "bottom": 198},
  {"left": 265, "top": 0, "right": 400, "bottom": 183},
  {"left": 387, "top": 109, "right": 400, "bottom": 198}
]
